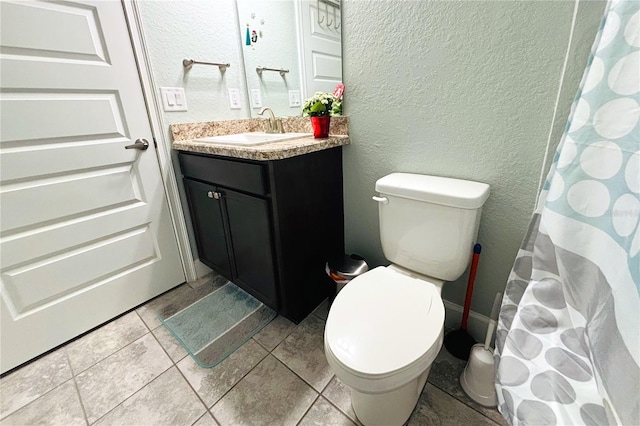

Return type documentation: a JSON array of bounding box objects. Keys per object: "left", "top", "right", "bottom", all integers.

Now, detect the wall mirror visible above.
[{"left": 236, "top": 0, "right": 342, "bottom": 118}]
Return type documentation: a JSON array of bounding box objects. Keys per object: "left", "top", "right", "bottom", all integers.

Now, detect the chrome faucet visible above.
[{"left": 258, "top": 107, "right": 284, "bottom": 134}]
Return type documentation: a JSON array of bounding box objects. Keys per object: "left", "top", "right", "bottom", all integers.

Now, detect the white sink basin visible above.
[{"left": 194, "top": 132, "right": 311, "bottom": 146}]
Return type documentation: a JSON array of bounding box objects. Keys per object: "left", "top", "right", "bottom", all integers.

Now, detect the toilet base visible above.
[{"left": 350, "top": 366, "right": 432, "bottom": 426}]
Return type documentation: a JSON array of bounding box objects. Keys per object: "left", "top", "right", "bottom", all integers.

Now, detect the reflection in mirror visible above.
[{"left": 236, "top": 0, "right": 342, "bottom": 118}]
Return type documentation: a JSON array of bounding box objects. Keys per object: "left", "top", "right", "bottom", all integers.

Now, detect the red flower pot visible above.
[{"left": 310, "top": 115, "right": 331, "bottom": 138}]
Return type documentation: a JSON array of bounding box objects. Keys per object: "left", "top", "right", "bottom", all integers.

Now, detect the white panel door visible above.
[
  {"left": 299, "top": 0, "right": 342, "bottom": 97},
  {"left": 0, "top": 0, "right": 185, "bottom": 373}
]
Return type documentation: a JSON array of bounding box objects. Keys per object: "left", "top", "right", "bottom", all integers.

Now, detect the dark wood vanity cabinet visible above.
[
  {"left": 183, "top": 178, "right": 277, "bottom": 308},
  {"left": 178, "top": 147, "right": 344, "bottom": 323}
]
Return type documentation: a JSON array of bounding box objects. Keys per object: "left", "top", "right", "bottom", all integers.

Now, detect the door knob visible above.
[{"left": 125, "top": 138, "right": 149, "bottom": 151}]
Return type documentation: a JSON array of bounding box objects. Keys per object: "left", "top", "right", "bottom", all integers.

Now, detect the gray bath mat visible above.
[{"left": 160, "top": 282, "right": 276, "bottom": 367}]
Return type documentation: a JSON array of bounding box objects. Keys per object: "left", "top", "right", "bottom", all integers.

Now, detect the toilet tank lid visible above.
[{"left": 375, "top": 173, "right": 490, "bottom": 209}]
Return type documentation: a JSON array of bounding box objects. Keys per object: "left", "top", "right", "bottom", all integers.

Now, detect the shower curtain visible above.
[{"left": 495, "top": 1, "right": 639, "bottom": 425}]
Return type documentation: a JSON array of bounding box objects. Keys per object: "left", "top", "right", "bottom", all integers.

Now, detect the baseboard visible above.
[
  {"left": 193, "top": 259, "right": 212, "bottom": 280},
  {"left": 443, "top": 300, "right": 491, "bottom": 343}
]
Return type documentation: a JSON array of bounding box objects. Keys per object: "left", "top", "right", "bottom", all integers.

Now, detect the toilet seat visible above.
[{"left": 325, "top": 266, "right": 445, "bottom": 392}]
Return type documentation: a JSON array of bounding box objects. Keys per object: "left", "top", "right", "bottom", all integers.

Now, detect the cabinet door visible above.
[
  {"left": 223, "top": 189, "right": 278, "bottom": 309},
  {"left": 183, "top": 178, "right": 232, "bottom": 278}
]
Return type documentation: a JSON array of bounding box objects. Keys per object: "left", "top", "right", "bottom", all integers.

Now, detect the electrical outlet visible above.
[
  {"left": 228, "top": 88, "right": 241, "bottom": 109},
  {"left": 160, "top": 87, "right": 187, "bottom": 112},
  {"left": 288, "top": 90, "right": 301, "bottom": 107},
  {"left": 250, "top": 89, "right": 262, "bottom": 109}
]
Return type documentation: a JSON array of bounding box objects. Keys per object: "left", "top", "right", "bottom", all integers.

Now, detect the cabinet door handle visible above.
[{"left": 207, "top": 191, "right": 222, "bottom": 199}]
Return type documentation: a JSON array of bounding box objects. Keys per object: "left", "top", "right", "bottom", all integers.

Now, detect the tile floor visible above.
[{"left": 0, "top": 274, "right": 507, "bottom": 426}]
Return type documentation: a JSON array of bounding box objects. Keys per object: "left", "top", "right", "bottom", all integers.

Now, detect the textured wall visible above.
[
  {"left": 341, "top": 0, "right": 605, "bottom": 317},
  {"left": 537, "top": 1, "right": 609, "bottom": 190},
  {"left": 137, "top": 0, "right": 250, "bottom": 123},
  {"left": 137, "top": 0, "right": 251, "bottom": 258}
]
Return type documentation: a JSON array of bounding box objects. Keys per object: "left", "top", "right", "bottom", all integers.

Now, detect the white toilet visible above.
[{"left": 324, "top": 172, "right": 490, "bottom": 426}]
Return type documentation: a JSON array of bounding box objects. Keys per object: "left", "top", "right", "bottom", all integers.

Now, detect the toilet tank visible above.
[{"left": 375, "top": 173, "right": 490, "bottom": 281}]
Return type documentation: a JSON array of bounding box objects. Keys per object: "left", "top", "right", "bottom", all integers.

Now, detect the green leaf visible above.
[{"left": 310, "top": 102, "right": 326, "bottom": 113}]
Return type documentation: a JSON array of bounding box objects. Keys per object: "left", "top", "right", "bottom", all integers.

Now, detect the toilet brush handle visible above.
[
  {"left": 461, "top": 244, "right": 482, "bottom": 330},
  {"left": 484, "top": 292, "right": 503, "bottom": 350},
  {"left": 484, "top": 320, "right": 496, "bottom": 350}
]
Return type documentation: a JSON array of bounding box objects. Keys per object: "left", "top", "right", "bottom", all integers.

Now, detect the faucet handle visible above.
[
  {"left": 274, "top": 118, "right": 284, "bottom": 134},
  {"left": 258, "top": 107, "right": 285, "bottom": 133},
  {"left": 258, "top": 107, "right": 274, "bottom": 133}
]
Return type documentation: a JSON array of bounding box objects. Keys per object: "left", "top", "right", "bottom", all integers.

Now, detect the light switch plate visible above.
[
  {"left": 250, "top": 89, "right": 262, "bottom": 109},
  {"left": 228, "top": 88, "right": 241, "bottom": 109},
  {"left": 160, "top": 87, "right": 187, "bottom": 112},
  {"left": 288, "top": 90, "right": 301, "bottom": 107}
]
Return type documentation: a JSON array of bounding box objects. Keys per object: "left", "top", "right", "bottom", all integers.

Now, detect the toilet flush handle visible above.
[{"left": 372, "top": 196, "right": 389, "bottom": 205}]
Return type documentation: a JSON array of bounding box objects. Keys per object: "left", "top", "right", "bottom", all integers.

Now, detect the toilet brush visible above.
[
  {"left": 444, "top": 243, "right": 482, "bottom": 360},
  {"left": 482, "top": 292, "right": 502, "bottom": 351},
  {"left": 460, "top": 292, "right": 502, "bottom": 407}
]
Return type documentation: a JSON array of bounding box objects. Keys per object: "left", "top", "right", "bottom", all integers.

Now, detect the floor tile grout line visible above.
[
  {"left": 148, "top": 320, "right": 213, "bottom": 426},
  {"left": 270, "top": 354, "right": 321, "bottom": 397},
  {"left": 145, "top": 278, "right": 275, "bottom": 418},
  {"left": 193, "top": 320, "right": 313, "bottom": 418},
  {"left": 251, "top": 336, "right": 272, "bottom": 352},
  {"left": 311, "top": 304, "right": 329, "bottom": 321},
  {"left": 135, "top": 309, "right": 153, "bottom": 333},
  {"left": 203, "top": 313, "right": 314, "bottom": 415},
  {"left": 318, "top": 373, "right": 335, "bottom": 394},
  {"left": 173, "top": 361, "right": 213, "bottom": 420},
  {"left": 75, "top": 330, "right": 172, "bottom": 424},
  {"left": 191, "top": 410, "right": 214, "bottom": 426},
  {"left": 68, "top": 314, "right": 150, "bottom": 377},
  {"left": 64, "top": 348, "right": 91, "bottom": 426},
  {"left": 269, "top": 347, "right": 322, "bottom": 391},
  {"left": 0, "top": 374, "right": 77, "bottom": 422},
  {"left": 320, "top": 395, "right": 359, "bottom": 425},
  {"left": 208, "top": 408, "right": 223, "bottom": 426},
  {"left": 87, "top": 363, "right": 174, "bottom": 425},
  {"left": 317, "top": 379, "right": 360, "bottom": 424},
  {"left": 427, "top": 378, "right": 503, "bottom": 424},
  {"left": 0, "top": 312, "right": 153, "bottom": 422},
  {"left": 295, "top": 393, "right": 320, "bottom": 426},
  {"left": 268, "top": 315, "right": 333, "bottom": 394},
  {"left": 176, "top": 280, "right": 319, "bottom": 424},
  {"left": 70, "top": 328, "right": 153, "bottom": 380},
  {"left": 149, "top": 322, "right": 185, "bottom": 366},
  {"left": 425, "top": 379, "right": 505, "bottom": 425},
  {"left": 262, "top": 314, "right": 304, "bottom": 352},
  {"left": 206, "top": 348, "right": 271, "bottom": 413},
  {"left": 265, "top": 355, "right": 320, "bottom": 425},
  {"left": 0, "top": 346, "right": 78, "bottom": 420}
]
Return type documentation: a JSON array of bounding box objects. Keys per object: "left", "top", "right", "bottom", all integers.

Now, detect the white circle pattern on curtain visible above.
[
  {"left": 548, "top": 0, "right": 640, "bottom": 287},
  {"left": 496, "top": 1, "right": 640, "bottom": 425}
]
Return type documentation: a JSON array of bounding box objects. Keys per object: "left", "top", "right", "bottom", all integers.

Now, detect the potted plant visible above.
[{"left": 302, "top": 84, "right": 344, "bottom": 138}]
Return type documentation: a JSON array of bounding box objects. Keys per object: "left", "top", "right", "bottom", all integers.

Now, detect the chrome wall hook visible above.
[
  {"left": 317, "top": 0, "right": 324, "bottom": 24},
  {"left": 317, "top": 0, "right": 340, "bottom": 28}
]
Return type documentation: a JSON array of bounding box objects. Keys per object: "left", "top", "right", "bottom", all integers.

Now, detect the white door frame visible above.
[
  {"left": 294, "top": 0, "right": 308, "bottom": 101},
  {"left": 122, "top": 0, "right": 198, "bottom": 282}
]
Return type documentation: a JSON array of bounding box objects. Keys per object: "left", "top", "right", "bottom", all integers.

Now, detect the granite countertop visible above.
[{"left": 171, "top": 117, "right": 349, "bottom": 161}]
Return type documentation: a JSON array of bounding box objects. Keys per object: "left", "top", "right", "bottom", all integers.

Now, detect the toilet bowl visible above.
[
  {"left": 324, "top": 266, "right": 445, "bottom": 425},
  {"left": 324, "top": 172, "right": 490, "bottom": 425}
]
